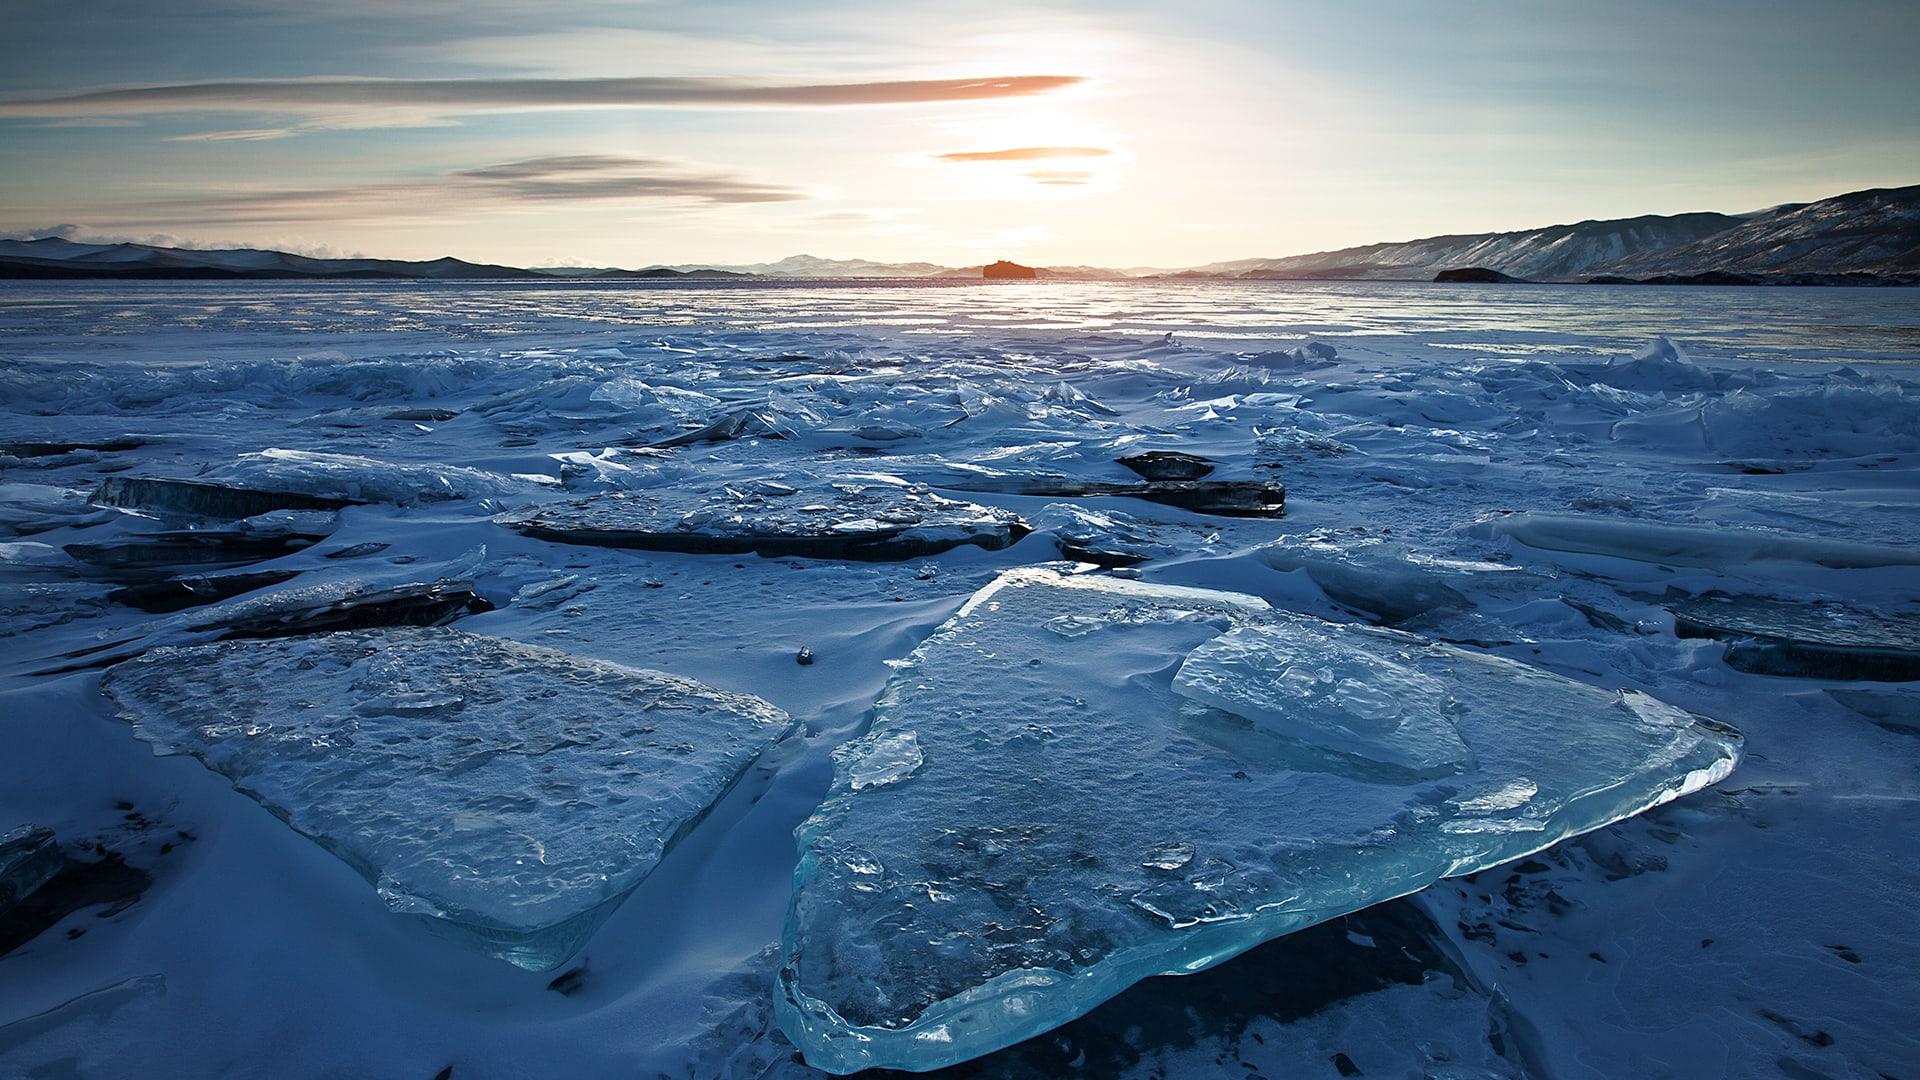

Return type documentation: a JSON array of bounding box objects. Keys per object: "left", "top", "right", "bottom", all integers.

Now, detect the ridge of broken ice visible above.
[
  {"left": 103, "top": 628, "right": 791, "bottom": 970},
  {"left": 777, "top": 568, "right": 1741, "bottom": 1073}
]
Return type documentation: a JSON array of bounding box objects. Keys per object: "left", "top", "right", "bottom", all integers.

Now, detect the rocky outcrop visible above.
[{"left": 983, "top": 260, "right": 1038, "bottom": 279}]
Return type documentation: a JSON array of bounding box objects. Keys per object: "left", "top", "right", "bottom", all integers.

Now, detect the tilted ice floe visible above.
[
  {"left": 777, "top": 568, "right": 1741, "bottom": 1072},
  {"left": 499, "top": 473, "right": 1027, "bottom": 561},
  {"left": 102, "top": 628, "right": 791, "bottom": 969},
  {"left": 1673, "top": 593, "right": 1920, "bottom": 682},
  {"left": 206, "top": 448, "right": 553, "bottom": 505},
  {"left": 1490, "top": 511, "right": 1920, "bottom": 571},
  {"left": 92, "top": 475, "right": 359, "bottom": 519}
]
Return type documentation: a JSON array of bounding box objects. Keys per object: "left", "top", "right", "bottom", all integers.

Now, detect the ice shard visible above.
[
  {"left": 499, "top": 474, "right": 1027, "bottom": 561},
  {"left": 103, "top": 628, "right": 791, "bottom": 970},
  {"left": 777, "top": 568, "right": 1741, "bottom": 1073}
]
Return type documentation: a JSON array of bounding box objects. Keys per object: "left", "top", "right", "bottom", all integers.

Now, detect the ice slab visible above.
[
  {"left": 778, "top": 568, "right": 1741, "bottom": 1073},
  {"left": 1028, "top": 503, "right": 1176, "bottom": 567},
  {"left": 63, "top": 527, "right": 331, "bottom": 578},
  {"left": 92, "top": 476, "right": 359, "bottom": 519},
  {"left": 0, "top": 826, "right": 62, "bottom": 913},
  {"left": 1673, "top": 594, "right": 1920, "bottom": 682},
  {"left": 107, "top": 570, "right": 303, "bottom": 613},
  {"left": 1116, "top": 451, "right": 1217, "bottom": 481},
  {"left": 1259, "top": 535, "right": 1536, "bottom": 625},
  {"left": 207, "top": 448, "right": 547, "bottom": 504},
  {"left": 1492, "top": 511, "right": 1920, "bottom": 571},
  {"left": 103, "top": 629, "right": 791, "bottom": 969},
  {"left": 500, "top": 474, "right": 1027, "bottom": 561},
  {"left": 938, "top": 476, "right": 1286, "bottom": 518}
]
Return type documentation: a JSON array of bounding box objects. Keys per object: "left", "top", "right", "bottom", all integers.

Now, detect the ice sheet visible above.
[
  {"left": 777, "top": 568, "right": 1740, "bottom": 1072},
  {"left": 3, "top": 281, "right": 1915, "bottom": 1078}
]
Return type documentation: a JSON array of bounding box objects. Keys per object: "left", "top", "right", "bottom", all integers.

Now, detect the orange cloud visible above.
[
  {"left": 0, "top": 76, "right": 1086, "bottom": 119},
  {"left": 933, "top": 146, "right": 1114, "bottom": 163}
]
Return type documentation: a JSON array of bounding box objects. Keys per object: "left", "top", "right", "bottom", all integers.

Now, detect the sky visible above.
[{"left": 2, "top": 0, "right": 1917, "bottom": 270}]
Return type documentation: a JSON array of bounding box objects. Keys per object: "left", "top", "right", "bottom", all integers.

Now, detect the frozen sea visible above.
[{"left": 1, "top": 279, "right": 1916, "bottom": 1078}]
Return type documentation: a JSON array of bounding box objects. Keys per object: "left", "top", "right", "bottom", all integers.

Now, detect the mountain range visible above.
[{"left": 3, "top": 183, "right": 1915, "bottom": 284}]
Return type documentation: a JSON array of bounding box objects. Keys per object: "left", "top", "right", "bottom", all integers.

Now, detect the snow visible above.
[{"left": 1, "top": 279, "right": 1917, "bottom": 1078}]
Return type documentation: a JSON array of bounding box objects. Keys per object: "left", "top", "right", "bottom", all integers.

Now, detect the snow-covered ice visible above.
[
  {"left": 776, "top": 568, "right": 1739, "bottom": 1072},
  {"left": 101, "top": 627, "right": 792, "bottom": 970},
  {"left": 1, "top": 279, "right": 1916, "bottom": 1078}
]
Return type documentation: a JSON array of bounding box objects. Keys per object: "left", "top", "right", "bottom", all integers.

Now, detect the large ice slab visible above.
[
  {"left": 777, "top": 568, "right": 1741, "bottom": 1073},
  {"left": 499, "top": 474, "right": 1027, "bottom": 561},
  {"left": 103, "top": 628, "right": 791, "bottom": 969}
]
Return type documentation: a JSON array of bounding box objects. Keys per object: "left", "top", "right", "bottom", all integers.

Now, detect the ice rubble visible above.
[
  {"left": 102, "top": 628, "right": 791, "bottom": 970},
  {"left": 778, "top": 568, "right": 1741, "bottom": 1073},
  {"left": 499, "top": 474, "right": 1027, "bottom": 561}
]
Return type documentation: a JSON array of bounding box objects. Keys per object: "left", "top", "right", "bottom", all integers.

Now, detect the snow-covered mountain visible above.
[
  {"left": 1190, "top": 213, "right": 1745, "bottom": 282},
  {"left": 1593, "top": 184, "right": 1920, "bottom": 277},
  {"left": 706, "top": 253, "right": 956, "bottom": 278}
]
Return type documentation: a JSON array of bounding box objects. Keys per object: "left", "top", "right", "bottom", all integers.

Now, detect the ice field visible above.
[{"left": 1, "top": 279, "right": 1916, "bottom": 1077}]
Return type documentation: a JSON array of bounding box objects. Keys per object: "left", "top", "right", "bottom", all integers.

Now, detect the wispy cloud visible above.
[
  {"left": 113, "top": 155, "right": 810, "bottom": 227},
  {"left": 166, "top": 129, "right": 299, "bottom": 142},
  {"left": 0, "top": 75, "right": 1085, "bottom": 126},
  {"left": 1023, "top": 170, "right": 1096, "bottom": 185},
  {"left": 933, "top": 146, "right": 1114, "bottom": 163}
]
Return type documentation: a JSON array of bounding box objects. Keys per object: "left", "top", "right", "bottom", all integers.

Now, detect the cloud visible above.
[
  {"left": 933, "top": 146, "right": 1114, "bottom": 163},
  {"left": 0, "top": 75, "right": 1086, "bottom": 126},
  {"left": 113, "top": 154, "right": 809, "bottom": 226},
  {"left": 1022, "top": 170, "right": 1096, "bottom": 185},
  {"left": 449, "top": 155, "right": 805, "bottom": 204},
  {"left": 166, "top": 129, "right": 298, "bottom": 142}
]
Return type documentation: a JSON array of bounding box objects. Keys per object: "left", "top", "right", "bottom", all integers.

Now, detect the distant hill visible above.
[
  {"left": 1180, "top": 184, "right": 1920, "bottom": 283},
  {"left": 4, "top": 182, "right": 1914, "bottom": 283},
  {"left": 0, "top": 238, "right": 542, "bottom": 280}
]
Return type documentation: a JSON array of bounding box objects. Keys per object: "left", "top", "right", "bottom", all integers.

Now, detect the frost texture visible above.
[
  {"left": 777, "top": 568, "right": 1741, "bottom": 1073},
  {"left": 102, "top": 628, "right": 790, "bottom": 970}
]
